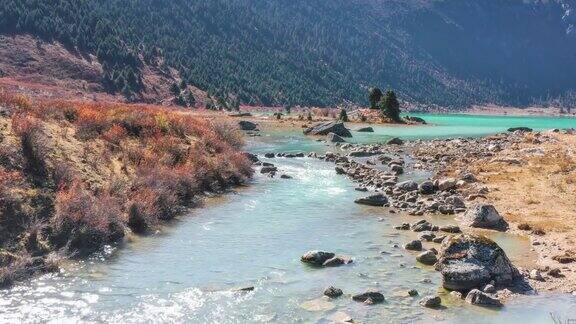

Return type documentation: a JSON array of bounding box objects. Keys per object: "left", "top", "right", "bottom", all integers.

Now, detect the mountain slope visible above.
[{"left": 1, "top": 0, "right": 575, "bottom": 108}]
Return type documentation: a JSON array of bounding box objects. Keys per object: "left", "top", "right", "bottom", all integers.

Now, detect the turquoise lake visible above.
[{"left": 0, "top": 114, "right": 574, "bottom": 323}]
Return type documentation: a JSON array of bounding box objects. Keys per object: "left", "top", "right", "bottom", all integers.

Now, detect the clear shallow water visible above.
[{"left": 1, "top": 114, "right": 575, "bottom": 323}]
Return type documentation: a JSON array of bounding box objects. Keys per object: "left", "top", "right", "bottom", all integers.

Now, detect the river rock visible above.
[
  {"left": 416, "top": 250, "right": 438, "bottom": 265},
  {"left": 439, "top": 225, "right": 461, "bottom": 233},
  {"left": 435, "top": 234, "right": 521, "bottom": 291},
  {"left": 461, "top": 204, "right": 509, "bottom": 231},
  {"left": 356, "top": 127, "right": 374, "bottom": 132},
  {"left": 323, "top": 256, "right": 353, "bottom": 267},
  {"left": 396, "top": 180, "right": 418, "bottom": 192},
  {"left": 264, "top": 153, "right": 275, "bottom": 158},
  {"left": 352, "top": 291, "right": 385, "bottom": 304},
  {"left": 405, "top": 240, "right": 423, "bottom": 251},
  {"left": 324, "top": 286, "right": 343, "bottom": 298},
  {"left": 438, "top": 178, "right": 457, "bottom": 191},
  {"left": 327, "top": 132, "right": 346, "bottom": 143},
  {"left": 387, "top": 137, "right": 404, "bottom": 145},
  {"left": 238, "top": 120, "right": 258, "bottom": 131},
  {"left": 418, "top": 181, "right": 435, "bottom": 195},
  {"left": 465, "top": 289, "right": 503, "bottom": 308},
  {"left": 390, "top": 164, "right": 404, "bottom": 175},
  {"left": 301, "top": 251, "right": 335, "bottom": 266},
  {"left": 280, "top": 174, "right": 293, "bottom": 179},
  {"left": 243, "top": 152, "right": 259, "bottom": 163},
  {"left": 508, "top": 127, "right": 533, "bottom": 133},
  {"left": 260, "top": 166, "right": 278, "bottom": 174},
  {"left": 355, "top": 194, "right": 389, "bottom": 207},
  {"left": 419, "top": 295, "right": 441, "bottom": 308},
  {"left": 304, "top": 121, "right": 352, "bottom": 137}
]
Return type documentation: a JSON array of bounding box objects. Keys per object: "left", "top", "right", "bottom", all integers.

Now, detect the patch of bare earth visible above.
[{"left": 460, "top": 132, "right": 576, "bottom": 292}]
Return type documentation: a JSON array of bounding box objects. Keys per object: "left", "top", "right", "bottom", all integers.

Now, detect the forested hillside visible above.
[{"left": 1, "top": 0, "right": 575, "bottom": 108}]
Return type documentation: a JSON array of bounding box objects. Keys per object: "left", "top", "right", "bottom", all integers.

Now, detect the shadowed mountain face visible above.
[{"left": 2, "top": 0, "right": 575, "bottom": 107}]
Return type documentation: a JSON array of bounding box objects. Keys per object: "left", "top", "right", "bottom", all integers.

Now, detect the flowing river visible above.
[{"left": 1, "top": 114, "right": 575, "bottom": 323}]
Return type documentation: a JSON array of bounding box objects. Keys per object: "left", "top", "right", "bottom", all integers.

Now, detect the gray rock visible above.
[
  {"left": 238, "top": 120, "right": 258, "bottom": 131},
  {"left": 461, "top": 204, "right": 509, "bottom": 231},
  {"left": 264, "top": 153, "right": 275, "bottom": 158},
  {"left": 304, "top": 121, "right": 352, "bottom": 137},
  {"left": 419, "top": 181, "right": 436, "bottom": 195},
  {"left": 465, "top": 289, "right": 503, "bottom": 308},
  {"left": 419, "top": 295, "right": 442, "bottom": 308},
  {"left": 301, "top": 251, "right": 335, "bottom": 266},
  {"left": 323, "top": 256, "right": 353, "bottom": 267},
  {"left": 439, "top": 225, "right": 461, "bottom": 233},
  {"left": 405, "top": 240, "right": 423, "bottom": 251},
  {"left": 416, "top": 250, "right": 438, "bottom": 265},
  {"left": 387, "top": 137, "right": 404, "bottom": 145},
  {"left": 355, "top": 194, "right": 389, "bottom": 207},
  {"left": 446, "top": 196, "right": 466, "bottom": 209},
  {"left": 396, "top": 180, "right": 418, "bottom": 192},
  {"left": 408, "top": 289, "right": 419, "bottom": 296},
  {"left": 356, "top": 127, "right": 374, "bottom": 132},
  {"left": 483, "top": 284, "right": 496, "bottom": 293},
  {"left": 324, "top": 286, "right": 343, "bottom": 298},
  {"left": 508, "top": 127, "right": 533, "bottom": 133},
  {"left": 438, "top": 178, "right": 457, "bottom": 191},
  {"left": 327, "top": 132, "right": 346, "bottom": 143},
  {"left": 352, "top": 291, "right": 385, "bottom": 304},
  {"left": 260, "top": 166, "right": 278, "bottom": 174},
  {"left": 390, "top": 164, "right": 404, "bottom": 175},
  {"left": 435, "top": 234, "right": 521, "bottom": 291},
  {"left": 280, "top": 174, "right": 293, "bottom": 179}
]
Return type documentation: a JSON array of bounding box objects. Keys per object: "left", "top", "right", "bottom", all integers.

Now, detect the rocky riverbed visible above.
[{"left": 249, "top": 126, "right": 576, "bottom": 310}]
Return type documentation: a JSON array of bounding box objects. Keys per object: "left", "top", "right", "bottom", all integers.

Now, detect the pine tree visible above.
[
  {"left": 380, "top": 90, "right": 401, "bottom": 122},
  {"left": 369, "top": 87, "right": 383, "bottom": 109},
  {"left": 187, "top": 92, "right": 196, "bottom": 107},
  {"left": 339, "top": 109, "right": 348, "bottom": 122},
  {"left": 170, "top": 83, "right": 181, "bottom": 96}
]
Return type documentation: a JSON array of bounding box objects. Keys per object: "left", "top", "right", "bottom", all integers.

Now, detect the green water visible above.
[{"left": 0, "top": 114, "right": 574, "bottom": 323}]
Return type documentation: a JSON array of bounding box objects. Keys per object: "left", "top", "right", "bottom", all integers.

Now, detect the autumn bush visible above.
[{"left": 0, "top": 90, "right": 253, "bottom": 285}]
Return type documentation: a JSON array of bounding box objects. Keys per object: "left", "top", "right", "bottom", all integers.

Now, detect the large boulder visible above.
[
  {"left": 304, "top": 121, "right": 352, "bottom": 137},
  {"left": 238, "top": 120, "right": 258, "bottom": 131},
  {"left": 354, "top": 194, "right": 389, "bottom": 207},
  {"left": 435, "top": 234, "right": 521, "bottom": 291},
  {"left": 461, "top": 204, "right": 508, "bottom": 231}
]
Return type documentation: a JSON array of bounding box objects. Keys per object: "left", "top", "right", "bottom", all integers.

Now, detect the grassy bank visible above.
[{"left": 0, "top": 90, "right": 252, "bottom": 287}]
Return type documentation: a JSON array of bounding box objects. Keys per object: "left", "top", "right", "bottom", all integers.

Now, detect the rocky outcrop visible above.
[
  {"left": 304, "top": 121, "right": 352, "bottom": 137},
  {"left": 508, "top": 127, "right": 533, "bottom": 132},
  {"left": 435, "top": 234, "right": 521, "bottom": 291},
  {"left": 354, "top": 194, "right": 389, "bottom": 207},
  {"left": 461, "top": 204, "right": 508, "bottom": 231}
]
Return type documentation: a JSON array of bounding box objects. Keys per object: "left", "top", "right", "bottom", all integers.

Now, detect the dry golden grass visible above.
[{"left": 469, "top": 133, "right": 576, "bottom": 234}]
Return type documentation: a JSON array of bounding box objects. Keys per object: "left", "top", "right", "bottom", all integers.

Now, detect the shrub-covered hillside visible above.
[
  {"left": 0, "top": 90, "right": 252, "bottom": 286},
  {"left": 1, "top": 0, "right": 575, "bottom": 108}
]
